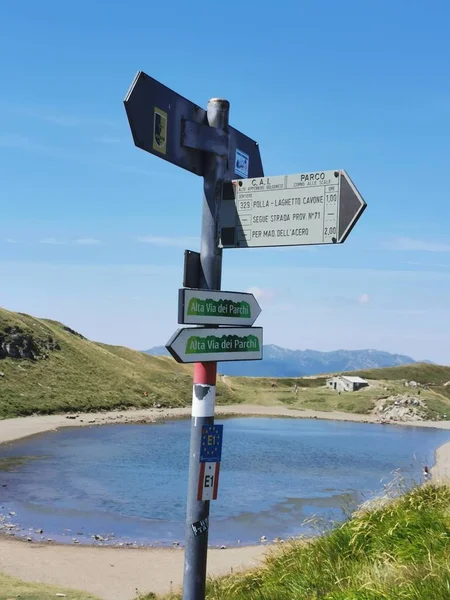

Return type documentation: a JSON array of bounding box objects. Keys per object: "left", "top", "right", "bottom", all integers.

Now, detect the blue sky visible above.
[{"left": 1, "top": 0, "right": 449, "bottom": 364}]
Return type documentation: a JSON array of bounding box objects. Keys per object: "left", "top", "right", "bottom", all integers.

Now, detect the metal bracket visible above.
[
  {"left": 183, "top": 249, "right": 201, "bottom": 289},
  {"left": 182, "top": 120, "right": 228, "bottom": 156}
]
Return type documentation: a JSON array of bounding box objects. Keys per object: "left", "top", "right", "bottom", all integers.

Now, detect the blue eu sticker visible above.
[{"left": 200, "top": 424, "right": 223, "bottom": 463}]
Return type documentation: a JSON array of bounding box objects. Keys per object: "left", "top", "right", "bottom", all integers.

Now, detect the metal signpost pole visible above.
[
  {"left": 182, "top": 98, "right": 230, "bottom": 600},
  {"left": 124, "top": 71, "right": 366, "bottom": 600}
]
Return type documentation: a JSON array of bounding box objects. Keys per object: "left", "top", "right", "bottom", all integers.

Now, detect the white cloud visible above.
[
  {"left": 136, "top": 236, "right": 199, "bottom": 248},
  {"left": 0, "top": 134, "right": 51, "bottom": 153},
  {"left": 39, "top": 238, "right": 102, "bottom": 246},
  {"left": 246, "top": 287, "right": 275, "bottom": 302},
  {"left": 41, "top": 114, "right": 83, "bottom": 127},
  {"left": 402, "top": 261, "right": 450, "bottom": 269},
  {"left": 383, "top": 237, "right": 450, "bottom": 252},
  {"left": 358, "top": 293, "right": 370, "bottom": 305},
  {"left": 4, "top": 238, "right": 22, "bottom": 244},
  {"left": 0, "top": 134, "right": 154, "bottom": 177},
  {"left": 13, "top": 107, "right": 119, "bottom": 129},
  {"left": 93, "top": 136, "right": 121, "bottom": 144},
  {"left": 111, "top": 164, "right": 156, "bottom": 177},
  {"left": 383, "top": 308, "right": 427, "bottom": 315},
  {"left": 40, "top": 238, "right": 65, "bottom": 245},
  {"left": 74, "top": 238, "right": 102, "bottom": 246}
]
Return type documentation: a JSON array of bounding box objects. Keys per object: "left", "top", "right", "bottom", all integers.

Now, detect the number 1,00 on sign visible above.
[{"left": 230, "top": 170, "right": 340, "bottom": 248}]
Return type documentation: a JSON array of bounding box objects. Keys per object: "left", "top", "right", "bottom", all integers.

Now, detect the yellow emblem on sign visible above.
[{"left": 153, "top": 107, "right": 167, "bottom": 155}]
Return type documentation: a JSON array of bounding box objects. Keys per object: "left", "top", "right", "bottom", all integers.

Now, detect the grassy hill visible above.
[
  {"left": 349, "top": 364, "right": 450, "bottom": 404},
  {"left": 1, "top": 306, "right": 450, "bottom": 420},
  {"left": 223, "top": 365, "right": 450, "bottom": 419},
  {"left": 348, "top": 363, "right": 450, "bottom": 386},
  {"left": 155, "top": 484, "right": 450, "bottom": 600},
  {"left": 0, "top": 307, "right": 240, "bottom": 418}
]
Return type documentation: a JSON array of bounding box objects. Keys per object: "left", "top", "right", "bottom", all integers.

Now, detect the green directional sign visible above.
[
  {"left": 166, "top": 327, "right": 263, "bottom": 363},
  {"left": 178, "top": 289, "right": 261, "bottom": 326}
]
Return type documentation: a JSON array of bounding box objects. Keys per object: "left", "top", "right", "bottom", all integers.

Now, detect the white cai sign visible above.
[{"left": 219, "top": 169, "right": 366, "bottom": 249}]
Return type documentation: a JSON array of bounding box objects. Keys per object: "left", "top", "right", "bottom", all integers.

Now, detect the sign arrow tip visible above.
[{"left": 338, "top": 171, "right": 367, "bottom": 243}]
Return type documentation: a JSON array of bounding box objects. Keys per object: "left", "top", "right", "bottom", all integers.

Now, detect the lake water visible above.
[{"left": 0, "top": 418, "right": 449, "bottom": 546}]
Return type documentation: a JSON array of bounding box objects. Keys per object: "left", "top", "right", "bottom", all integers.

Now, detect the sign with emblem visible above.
[
  {"left": 200, "top": 425, "right": 223, "bottom": 463},
  {"left": 124, "top": 71, "right": 264, "bottom": 179},
  {"left": 152, "top": 107, "right": 167, "bottom": 154}
]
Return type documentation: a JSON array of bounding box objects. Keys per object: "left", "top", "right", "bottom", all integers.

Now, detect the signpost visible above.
[
  {"left": 125, "top": 74, "right": 265, "bottom": 600},
  {"left": 167, "top": 327, "right": 263, "bottom": 363},
  {"left": 219, "top": 170, "right": 366, "bottom": 248},
  {"left": 178, "top": 289, "right": 261, "bottom": 326},
  {"left": 124, "top": 69, "right": 367, "bottom": 600}
]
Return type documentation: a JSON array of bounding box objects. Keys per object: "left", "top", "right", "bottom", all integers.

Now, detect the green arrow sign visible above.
[
  {"left": 166, "top": 327, "right": 263, "bottom": 363},
  {"left": 178, "top": 289, "right": 261, "bottom": 326}
]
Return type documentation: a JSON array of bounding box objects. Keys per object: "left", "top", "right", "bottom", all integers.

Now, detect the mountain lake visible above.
[{"left": 0, "top": 417, "right": 449, "bottom": 547}]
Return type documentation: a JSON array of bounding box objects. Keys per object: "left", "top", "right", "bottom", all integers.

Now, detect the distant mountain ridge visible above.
[{"left": 143, "top": 345, "right": 420, "bottom": 377}]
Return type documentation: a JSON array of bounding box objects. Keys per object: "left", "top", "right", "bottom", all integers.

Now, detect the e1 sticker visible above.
[
  {"left": 200, "top": 424, "right": 223, "bottom": 463},
  {"left": 235, "top": 149, "right": 249, "bottom": 178},
  {"left": 153, "top": 107, "right": 167, "bottom": 155}
]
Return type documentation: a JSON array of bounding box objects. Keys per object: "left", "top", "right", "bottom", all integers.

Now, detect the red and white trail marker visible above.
[{"left": 197, "top": 462, "right": 220, "bottom": 501}]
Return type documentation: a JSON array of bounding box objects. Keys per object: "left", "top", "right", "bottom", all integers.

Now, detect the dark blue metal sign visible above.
[
  {"left": 124, "top": 71, "right": 264, "bottom": 179},
  {"left": 200, "top": 424, "right": 223, "bottom": 463}
]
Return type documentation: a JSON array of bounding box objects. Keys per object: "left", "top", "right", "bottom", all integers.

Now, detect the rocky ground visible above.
[{"left": 371, "top": 394, "right": 429, "bottom": 422}]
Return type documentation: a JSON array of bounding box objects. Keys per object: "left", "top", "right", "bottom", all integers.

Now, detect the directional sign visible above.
[
  {"left": 166, "top": 327, "right": 263, "bottom": 363},
  {"left": 178, "top": 289, "right": 261, "bottom": 326},
  {"left": 124, "top": 71, "right": 264, "bottom": 179},
  {"left": 218, "top": 170, "right": 366, "bottom": 248}
]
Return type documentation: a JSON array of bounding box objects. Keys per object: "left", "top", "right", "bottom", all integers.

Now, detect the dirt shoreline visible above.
[
  {"left": 0, "top": 536, "right": 269, "bottom": 600},
  {"left": 2, "top": 403, "right": 450, "bottom": 447},
  {"left": 1, "top": 405, "right": 449, "bottom": 600},
  {"left": 432, "top": 441, "right": 450, "bottom": 482}
]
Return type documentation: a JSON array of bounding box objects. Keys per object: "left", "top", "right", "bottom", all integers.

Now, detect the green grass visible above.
[
  {"left": 155, "top": 484, "right": 450, "bottom": 600},
  {"left": 421, "top": 392, "right": 450, "bottom": 420},
  {"left": 436, "top": 385, "right": 450, "bottom": 400},
  {"left": 0, "top": 572, "right": 100, "bottom": 600},
  {"left": 224, "top": 376, "right": 446, "bottom": 416},
  {"left": 348, "top": 363, "right": 450, "bottom": 385},
  {"left": 2, "top": 306, "right": 450, "bottom": 419},
  {"left": 0, "top": 307, "right": 242, "bottom": 418}
]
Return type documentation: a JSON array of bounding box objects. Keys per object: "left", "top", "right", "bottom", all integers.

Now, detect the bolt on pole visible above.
[{"left": 182, "top": 98, "right": 230, "bottom": 600}]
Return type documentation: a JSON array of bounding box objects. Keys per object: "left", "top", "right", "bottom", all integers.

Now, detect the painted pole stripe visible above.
[
  {"left": 197, "top": 462, "right": 220, "bottom": 501},
  {"left": 212, "top": 462, "right": 220, "bottom": 500},
  {"left": 192, "top": 363, "right": 217, "bottom": 417},
  {"left": 192, "top": 384, "right": 216, "bottom": 418},
  {"left": 194, "top": 362, "right": 217, "bottom": 385},
  {"left": 197, "top": 462, "right": 206, "bottom": 501}
]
